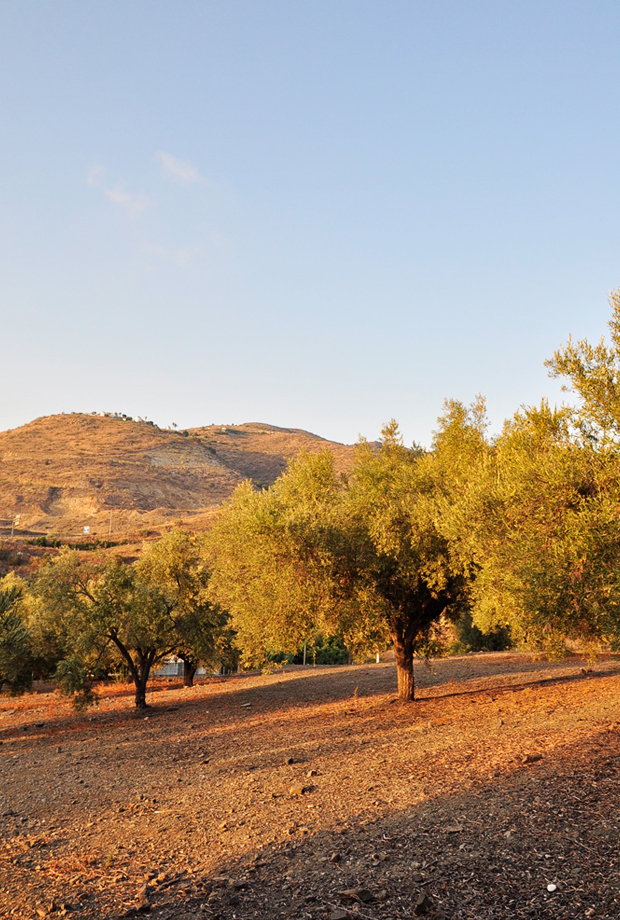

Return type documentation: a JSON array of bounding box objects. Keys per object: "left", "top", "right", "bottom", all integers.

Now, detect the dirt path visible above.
[{"left": 2, "top": 652, "right": 620, "bottom": 919}]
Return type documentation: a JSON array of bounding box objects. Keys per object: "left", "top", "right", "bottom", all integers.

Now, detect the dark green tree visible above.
[
  {"left": 0, "top": 578, "right": 32, "bottom": 694},
  {"left": 32, "top": 551, "right": 177, "bottom": 709},
  {"left": 137, "top": 530, "right": 233, "bottom": 686}
]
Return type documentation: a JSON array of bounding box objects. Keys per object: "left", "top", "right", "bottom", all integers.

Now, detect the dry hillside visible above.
[
  {"left": 0, "top": 414, "right": 356, "bottom": 539},
  {"left": 188, "top": 422, "right": 356, "bottom": 488}
]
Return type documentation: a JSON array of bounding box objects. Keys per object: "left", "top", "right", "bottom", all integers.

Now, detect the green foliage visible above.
[
  {"left": 291, "top": 634, "right": 349, "bottom": 665},
  {"left": 348, "top": 420, "right": 467, "bottom": 636},
  {"left": 546, "top": 288, "right": 620, "bottom": 443},
  {"left": 450, "top": 610, "right": 512, "bottom": 654},
  {"left": 208, "top": 425, "right": 476, "bottom": 698},
  {"left": 458, "top": 399, "right": 620, "bottom": 654},
  {"left": 28, "top": 532, "right": 233, "bottom": 706},
  {"left": 207, "top": 452, "right": 346, "bottom": 668},
  {"left": 31, "top": 535, "right": 61, "bottom": 547},
  {"left": 313, "top": 635, "right": 349, "bottom": 665},
  {"left": 54, "top": 657, "right": 98, "bottom": 711},
  {"left": 0, "top": 577, "right": 32, "bottom": 694},
  {"left": 137, "top": 530, "right": 233, "bottom": 682},
  {"left": 31, "top": 550, "right": 177, "bottom": 708}
]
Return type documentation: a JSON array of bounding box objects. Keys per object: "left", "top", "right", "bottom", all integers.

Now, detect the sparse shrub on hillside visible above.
[
  {"left": 0, "top": 544, "right": 24, "bottom": 570},
  {"left": 31, "top": 536, "right": 62, "bottom": 547},
  {"left": 70, "top": 538, "right": 116, "bottom": 551}
]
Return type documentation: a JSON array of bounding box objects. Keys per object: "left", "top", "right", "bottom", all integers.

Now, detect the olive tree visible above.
[
  {"left": 137, "top": 530, "right": 233, "bottom": 686},
  {"left": 33, "top": 550, "right": 177, "bottom": 709},
  {"left": 345, "top": 419, "right": 473, "bottom": 699},
  {"left": 451, "top": 293, "right": 620, "bottom": 655},
  {"left": 0, "top": 577, "right": 32, "bottom": 694},
  {"left": 207, "top": 452, "right": 347, "bottom": 668},
  {"left": 208, "top": 413, "right": 479, "bottom": 701},
  {"left": 460, "top": 401, "right": 620, "bottom": 655}
]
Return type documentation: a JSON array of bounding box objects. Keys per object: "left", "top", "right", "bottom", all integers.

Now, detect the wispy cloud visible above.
[
  {"left": 104, "top": 188, "right": 149, "bottom": 218},
  {"left": 87, "top": 164, "right": 106, "bottom": 188},
  {"left": 143, "top": 242, "right": 200, "bottom": 267},
  {"left": 87, "top": 164, "right": 149, "bottom": 219},
  {"left": 156, "top": 152, "right": 208, "bottom": 185},
  {"left": 86, "top": 158, "right": 223, "bottom": 265}
]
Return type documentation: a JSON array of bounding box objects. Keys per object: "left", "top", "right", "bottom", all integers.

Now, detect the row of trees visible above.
[
  {"left": 204, "top": 290, "right": 620, "bottom": 697},
  {"left": 3, "top": 292, "right": 620, "bottom": 706},
  {"left": 0, "top": 531, "right": 233, "bottom": 709}
]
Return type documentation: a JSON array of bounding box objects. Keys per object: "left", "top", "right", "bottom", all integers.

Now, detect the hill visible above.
[
  {"left": 0, "top": 413, "right": 356, "bottom": 538},
  {"left": 187, "top": 421, "right": 356, "bottom": 488}
]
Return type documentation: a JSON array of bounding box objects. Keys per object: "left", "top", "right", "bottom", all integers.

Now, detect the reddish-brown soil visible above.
[{"left": 2, "top": 652, "right": 620, "bottom": 920}]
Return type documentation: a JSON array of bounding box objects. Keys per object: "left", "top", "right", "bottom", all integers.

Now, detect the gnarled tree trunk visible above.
[
  {"left": 181, "top": 657, "right": 197, "bottom": 688},
  {"left": 392, "top": 622, "right": 416, "bottom": 701},
  {"left": 108, "top": 631, "right": 155, "bottom": 709},
  {"left": 134, "top": 673, "right": 148, "bottom": 709}
]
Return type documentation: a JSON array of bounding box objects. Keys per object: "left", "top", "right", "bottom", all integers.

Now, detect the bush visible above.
[
  {"left": 450, "top": 610, "right": 513, "bottom": 654},
  {"left": 0, "top": 582, "right": 32, "bottom": 694},
  {"left": 291, "top": 634, "right": 349, "bottom": 666}
]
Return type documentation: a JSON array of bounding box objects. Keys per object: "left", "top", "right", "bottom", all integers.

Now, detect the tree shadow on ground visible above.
[
  {"left": 151, "top": 728, "right": 620, "bottom": 920},
  {"left": 13, "top": 724, "right": 617, "bottom": 920},
  {"left": 1, "top": 654, "right": 618, "bottom": 747},
  {"left": 2, "top": 655, "right": 620, "bottom": 919}
]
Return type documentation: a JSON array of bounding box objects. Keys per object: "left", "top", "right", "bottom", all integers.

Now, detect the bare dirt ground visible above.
[{"left": 2, "top": 652, "right": 620, "bottom": 920}]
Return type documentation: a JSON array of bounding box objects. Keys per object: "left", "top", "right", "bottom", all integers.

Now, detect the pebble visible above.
[
  {"left": 339, "top": 888, "right": 372, "bottom": 904},
  {"left": 414, "top": 892, "right": 433, "bottom": 915}
]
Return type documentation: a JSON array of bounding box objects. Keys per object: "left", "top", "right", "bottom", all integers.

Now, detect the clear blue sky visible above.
[{"left": 2, "top": 1, "right": 619, "bottom": 445}]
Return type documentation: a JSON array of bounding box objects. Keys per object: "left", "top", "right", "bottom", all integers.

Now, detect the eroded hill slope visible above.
[{"left": 0, "top": 414, "right": 356, "bottom": 537}]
